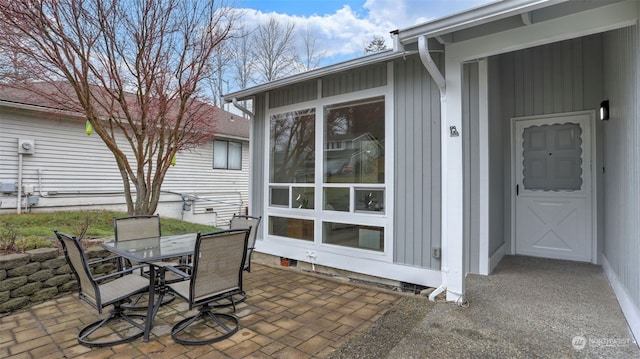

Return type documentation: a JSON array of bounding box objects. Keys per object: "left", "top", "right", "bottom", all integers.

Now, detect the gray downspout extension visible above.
[{"left": 418, "top": 35, "right": 448, "bottom": 302}]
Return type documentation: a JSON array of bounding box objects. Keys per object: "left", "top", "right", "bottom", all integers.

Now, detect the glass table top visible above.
[{"left": 101, "top": 233, "right": 197, "bottom": 262}]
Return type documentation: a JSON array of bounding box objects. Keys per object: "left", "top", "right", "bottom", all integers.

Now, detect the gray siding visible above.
[
  {"left": 393, "top": 54, "right": 441, "bottom": 269},
  {"left": 322, "top": 63, "right": 387, "bottom": 98},
  {"left": 500, "top": 35, "right": 602, "bottom": 118},
  {"left": 463, "top": 62, "right": 480, "bottom": 274},
  {"left": 268, "top": 80, "right": 317, "bottom": 109},
  {"left": 488, "top": 56, "right": 506, "bottom": 256},
  {"left": 494, "top": 34, "right": 603, "bottom": 252},
  {"left": 250, "top": 94, "right": 267, "bottom": 229},
  {"left": 602, "top": 26, "right": 640, "bottom": 314}
]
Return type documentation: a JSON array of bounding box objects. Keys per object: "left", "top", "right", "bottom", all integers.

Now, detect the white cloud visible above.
[{"left": 234, "top": 0, "right": 497, "bottom": 65}]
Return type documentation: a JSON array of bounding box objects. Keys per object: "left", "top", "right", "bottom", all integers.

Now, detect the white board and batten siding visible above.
[{"left": 0, "top": 105, "right": 249, "bottom": 227}]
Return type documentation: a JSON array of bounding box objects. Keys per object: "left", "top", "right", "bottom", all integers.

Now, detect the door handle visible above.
[{"left": 516, "top": 184, "right": 519, "bottom": 196}]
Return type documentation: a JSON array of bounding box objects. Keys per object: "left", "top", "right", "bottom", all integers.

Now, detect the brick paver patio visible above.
[{"left": 0, "top": 263, "right": 402, "bottom": 358}]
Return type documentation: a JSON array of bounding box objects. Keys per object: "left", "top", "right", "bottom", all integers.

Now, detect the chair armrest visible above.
[
  {"left": 87, "top": 255, "right": 120, "bottom": 266},
  {"left": 160, "top": 264, "right": 191, "bottom": 280},
  {"left": 93, "top": 264, "right": 146, "bottom": 282}
]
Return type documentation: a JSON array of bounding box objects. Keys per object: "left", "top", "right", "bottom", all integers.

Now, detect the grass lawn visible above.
[{"left": 0, "top": 210, "right": 219, "bottom": 252}]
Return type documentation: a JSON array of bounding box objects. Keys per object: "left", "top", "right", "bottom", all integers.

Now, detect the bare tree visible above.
[
  {"left": 208, "top": 40, "right": 234, "bottom": 107},
  {"left": 0, "top": 0, "right": 235, "bottom": 215},
  {"left": 252, "top": 16, "right": 297, "bottom": 82},
  {"left": 299, "top": 25, "right": 325, "bottom": 71},
  {"left": 231, "top": 27, "right": 254, "bottom": 92}
]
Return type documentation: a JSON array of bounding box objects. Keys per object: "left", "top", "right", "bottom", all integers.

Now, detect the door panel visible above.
[{"left": 514, "top": 113, "right": 592, "bottom": 262}]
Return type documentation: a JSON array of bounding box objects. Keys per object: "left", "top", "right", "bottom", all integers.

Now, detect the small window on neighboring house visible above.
[{"left": 213, "top": 140, "right": 242, "bottom": 170}]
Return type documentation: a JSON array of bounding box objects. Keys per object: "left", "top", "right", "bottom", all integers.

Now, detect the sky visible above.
[{"left": 233, "top": 0, "right": 498, "bottom": 65}]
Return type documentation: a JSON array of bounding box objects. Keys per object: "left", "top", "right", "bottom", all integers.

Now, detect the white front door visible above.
[{"left": 513, "top": 112, "right": 594, "bottom": 262}]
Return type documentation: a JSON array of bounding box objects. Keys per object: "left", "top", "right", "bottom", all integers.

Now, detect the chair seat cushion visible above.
[
  {"left": 169, "top": 280, "right": 239, "bottom": 304},
  {"left": 99, "top": 273, "right": 149, "bottom": 306}
]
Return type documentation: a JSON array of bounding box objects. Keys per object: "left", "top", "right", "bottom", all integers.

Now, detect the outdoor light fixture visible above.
[{"left": 599, "top": 100, "right": 609, "bottom": 121}]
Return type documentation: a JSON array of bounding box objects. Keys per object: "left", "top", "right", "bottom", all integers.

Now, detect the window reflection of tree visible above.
[
  {"left": 270, "top": 109, "right": 315, "bottom": 183},
  {"left": 324, "top": 97, "right": 385, "bottom": 183}
]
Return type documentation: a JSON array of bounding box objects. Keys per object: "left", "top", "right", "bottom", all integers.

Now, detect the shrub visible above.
[
  {"left": 15, "top": 237, "right": 54, "bottom": 251},
  {"left": 0, "top": 223, "right": 19, "bottom": 250}
]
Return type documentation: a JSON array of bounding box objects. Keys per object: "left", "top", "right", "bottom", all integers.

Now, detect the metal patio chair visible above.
[
  {"left": 113, "top": 214, "right": 183, "bottom": 309},
  {"left": 165, "top": 228, "right": 250, "bottom": 345},
  {"left": 229, "top": 214, "right": 262, "bottom": 273},
  {"left": 54, "top": 230, "right": 149, "bottom": 347}
]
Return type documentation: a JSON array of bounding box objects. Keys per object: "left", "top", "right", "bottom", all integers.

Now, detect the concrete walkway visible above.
[{"left": 330, "top": 255, "right": 640, "bottom": 358}]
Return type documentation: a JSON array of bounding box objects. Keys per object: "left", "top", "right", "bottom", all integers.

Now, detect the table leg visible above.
[{"left": 143, "top": 265, "right": 155, "bottom": 342}]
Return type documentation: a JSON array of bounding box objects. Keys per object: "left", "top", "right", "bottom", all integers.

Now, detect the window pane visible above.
[
  {"left": 355, "top": 189, "right": 384, "bottom": 213},
  {"left": 322, "top": 222, "right": 384, "bottom": 251},
  {"left": 269, "top": 216, "right": 314, "bottom": 241},
  {"left": 270, "top": 109, "right": 315, "bottom": 183},
  {"left": 270, "top": 187, "right": 289, "bottom": 207},
  {"left": 323, "top": 187, "right": 349, "bottom": 211},
  {"left": 324, "top": 97, "right": 384, "bottom": 184},
  {"left": 292, "top": 187, "right": 314, "bottom": 209},
  {"left": 213, "top": 140, "right": 228, "bottom": 169},
  {"left": 228, "top": 142, "right": 242, "bottom": 170},
  {"left": 522, "top": 123, "right": 583, "bottom": 191}
]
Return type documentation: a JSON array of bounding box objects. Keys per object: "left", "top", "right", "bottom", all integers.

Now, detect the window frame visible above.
[
  {"left": 262, "top": 81, "right": 393, "bottom": 259},
  {"left": 213, "top": 139, "right": 242, "bottom": 170}
]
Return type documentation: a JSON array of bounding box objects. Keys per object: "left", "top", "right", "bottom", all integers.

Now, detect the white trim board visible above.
[
  {"left": 603, "top": 255, "right": 640, "bottom": 345},
  {"left": 255, "top": 243, "right": 443, "bottom": 288},
  {"left": 489, "top": 242, "right": 506, "bottom": 274}
]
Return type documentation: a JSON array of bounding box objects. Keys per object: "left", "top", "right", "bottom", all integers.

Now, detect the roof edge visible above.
[
  {"left": 397, "top": 0, "right": 569, "bottom": 44},
  {"left": 223, "top": 50, "right": 417, "bottom": 101}
]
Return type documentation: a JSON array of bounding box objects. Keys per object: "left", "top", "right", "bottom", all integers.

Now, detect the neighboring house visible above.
[
  {"left": 0, "top": 86, "right": 250, "bottom": 227},
  {"left": 224, "top": 0, "right": 640, "bottom": 341}
]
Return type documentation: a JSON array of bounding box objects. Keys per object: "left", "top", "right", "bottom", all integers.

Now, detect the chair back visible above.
[
  {"left": 189, "top": 229, "right": 250, "bottom": 306},
  {"left": 114, "top": 214, "right": 161, "bottom": 241},
  {"left": 229, "top": 215, "right": 261, "bottom": 271},
  {"left": 54, "top": 230, "right": 100, "bottom": 307}
]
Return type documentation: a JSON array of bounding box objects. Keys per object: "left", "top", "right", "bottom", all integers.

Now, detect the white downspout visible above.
[
  {"left": 232, "top": 98, "right": 254, "bottom": 119},
  {"left": 418, "top": 35, "right": 450, "bottom": 302},
  {"left": 418, "top": 36, "right": 445, "bottom": 95}
]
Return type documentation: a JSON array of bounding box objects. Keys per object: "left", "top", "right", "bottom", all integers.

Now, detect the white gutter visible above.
[{"left": 418, "top": 34, "right": 449, "bottom": 302}]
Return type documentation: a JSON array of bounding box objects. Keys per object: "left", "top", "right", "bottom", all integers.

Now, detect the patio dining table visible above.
[{"left": 101, "top": 233, "right": 197, "bottom": 342}]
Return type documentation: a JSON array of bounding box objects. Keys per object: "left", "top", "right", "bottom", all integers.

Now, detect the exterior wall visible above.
[
  {"left": 494, "top": 34, "right": 603, "bottom": 254},
  {"left": 602, "top": 25, "right": 640, "bottom": 333},
  {"left": 488, "top": 56, "right": 506, "bottom": 258},
  {"left": 248, "top": 61, "right": 442, "bottom": 286},
  {"left": 269, "top": 81, "right": 317, "bottom": 109},
  {"left": 323, "top": 63, "right": 387, "bottom": 98},
  {"left": 0, "top": 106, "right": 249, "bottom": 227},
  {"left": 250, "top": 94, "right": 267, "bottom": 240},
  {"left": 393, "top": 54, "right": 441, "bottom": 270}
]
